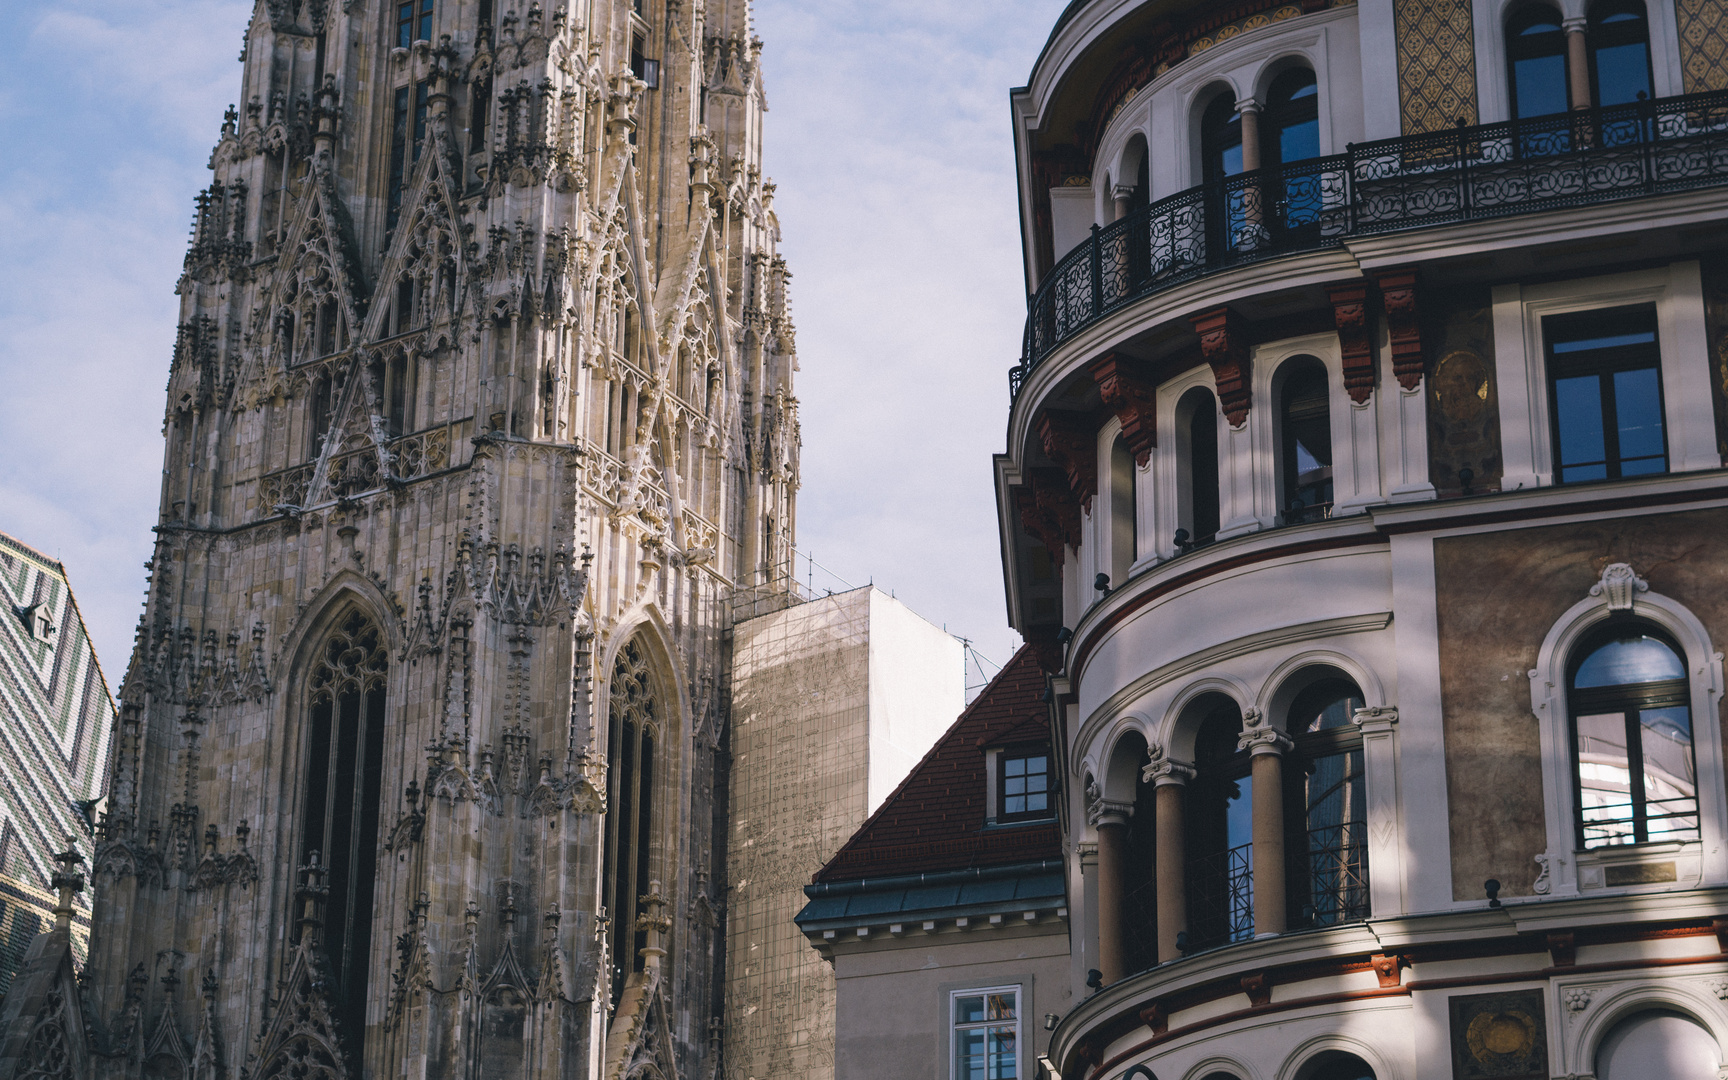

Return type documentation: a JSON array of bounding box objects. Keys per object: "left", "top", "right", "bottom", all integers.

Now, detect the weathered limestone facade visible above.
[{"left": 0, "top": 0, "right": 801, "bottom": 1075}]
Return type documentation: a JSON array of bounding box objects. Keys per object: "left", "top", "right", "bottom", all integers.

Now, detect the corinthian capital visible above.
[{"left": 1141, "top": 744, "right": 1195, "bottom": 786}]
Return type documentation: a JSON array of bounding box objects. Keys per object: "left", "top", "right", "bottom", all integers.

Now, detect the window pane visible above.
[
  {"left": 1577, "top": 711, "right": 1636, "bottom": 847},
  {"left": 956, "top": 1030, "right": 986, "bottom": 1080},
  {"left": 1640, "top": 706, "right": 1698, "bottom": 841},
  {"left": 1554, "top": 374, "right": 1606, "bottom": 474},
  {"left": 1515, "top": 54, "right": 1569, "bottom": 117},
  {"left": 988, "top": 1027, "right": 1018, "bottom": 1079},
  {"left": 955, "top": 996, "right": 985, "bottom": 1024},
  {"left": 1595, "top": 42, "right": 1651, "bottom": 106},
  {"left": 988, "top": 993, "right": 1016, "bottom": 1021},
  {"left": 1612, "top": 366, "right": 1664, "bottom": 465},
  {"left": 1280, "top": 117, "right": 1319, "bottom": 163},
  {"left": 1004, "top": 757, "right": 1026, "bottom": 778},
  {"left": 1574, "top": 634, "right": 1684, "bottom": 687}
]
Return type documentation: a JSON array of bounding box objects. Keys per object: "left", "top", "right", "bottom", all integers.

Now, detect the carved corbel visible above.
[
  {"left": 1191, "top": 306, "right": 1252, "bottom": 427},
  {"left": 1013, "top": 468, "right": 1079, "bottom": 567},
  {"left": 1036, "top": 410, "right": 1099, "bottom": 512},
  {"left": 1375, "top": 269, "right": 1424, "bottom": 391},
  {"left": 1089, "top": 353, "right": 1157, "bottom": 466},
  {"left": 1328, "top": 282, "right": 1375, "bottom": 404}
]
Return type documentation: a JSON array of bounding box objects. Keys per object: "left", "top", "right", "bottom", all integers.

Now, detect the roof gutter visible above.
[{"left": 803, "top": 859, "right": 1065, "bottom": 900}]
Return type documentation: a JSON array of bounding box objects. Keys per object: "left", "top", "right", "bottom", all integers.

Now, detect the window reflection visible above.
[
  {"left": 954, "top": 991, "right": 1018, "bottom": 1080},
  {"left": 1571, "top": 627, "right": 1696, "bottom": 849},
  {"left": 1545, "top": 306, "right": 1666, "bottom": 483}
]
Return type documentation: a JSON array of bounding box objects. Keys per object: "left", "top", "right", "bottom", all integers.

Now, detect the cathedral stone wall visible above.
[{"left": 0, "top": 0, "right": 811, "bottom": 1076}]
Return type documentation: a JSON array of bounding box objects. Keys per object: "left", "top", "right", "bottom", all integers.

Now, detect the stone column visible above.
[
  {"left": 1112, "top": 184, "right": 1135, "bottom": 222},
  {"left": 1239, "top": 709, "right": 1294, "bottom": 938},
  {"left": 1237, "top": 99, "right": 1262, "bottom": 172},
  {"left": 1145, "top": 748, "right": 1195, "bottom": 964},
  {"left": 1564, "top": 19, "right": 1591, "bottom": 111},
  {"left": 1089, "top": 798, "right": 1135, "bottom": 985},
  {"left": 1236, "top": 99, "right": 1264, "bottom": 250}
]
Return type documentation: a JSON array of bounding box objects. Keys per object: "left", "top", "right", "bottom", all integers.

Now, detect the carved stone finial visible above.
[
  {"left": 295, "top": 850, "right": 329, "bottom": 943},
  {"left": 636, "top": 881, "right": 671, "bottom": 970},
  {"left": 1590, "top": 562, "right": 1648, "bottom": 611},
  {"left": 50, "top": 843, "right": 85, "bottom": 931}
]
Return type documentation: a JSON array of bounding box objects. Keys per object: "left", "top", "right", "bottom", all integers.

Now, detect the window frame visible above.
[
  {"left": 949, "top": 985, "right": 1022, "bottom": 1080},
  {"left": 1528, "top": 571, "right": 1727, "bottom": 896},
  {"left": 995, "top": 745, "right": 1055, "bottom": 824},
  {"left": 1490, "top": 264, "right": 1721, "bottom": 491},
  {"left": 1542, "top": 305, "right": 1668, "bottom": 484}
]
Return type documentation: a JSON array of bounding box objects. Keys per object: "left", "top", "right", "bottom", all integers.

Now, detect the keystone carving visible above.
[{"left": 1590, "top": 562, "right": 1649, "bottom": 611}]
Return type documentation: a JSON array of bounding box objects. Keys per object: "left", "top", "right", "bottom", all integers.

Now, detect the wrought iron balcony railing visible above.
[
  {"left": 1013, "top": 88, "right": 1728, "bottom": 400},
  {"left": 1187, "top": 840, "right": 1254, "bottom": 952},
  {"left": 1292, "top": 820, "right": 1369, "bottom": 930}
]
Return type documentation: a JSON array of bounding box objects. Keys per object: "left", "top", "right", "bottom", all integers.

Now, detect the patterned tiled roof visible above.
[
  {"left": 0, "top": 531, "right": 115, "bottom": 988},
  {"left": 813, "top": 645, "right": 1059, "bottom": 883}
]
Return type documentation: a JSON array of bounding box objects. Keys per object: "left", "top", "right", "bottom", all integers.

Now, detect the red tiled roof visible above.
[{"left": 814, "top": 645, "right": 1061, "bottom": 883}]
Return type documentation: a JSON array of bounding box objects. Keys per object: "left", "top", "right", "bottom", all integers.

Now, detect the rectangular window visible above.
[
  {"left": 1545, "top": 305, "right": 1666, "bottom": 483},
  {"left": 998, "top": 749, "right": 1051, "bottom": 822},
  {"left": 952, "top": 987, "right": 1018, "bottom": 1080},
  {"left": 397, "top": 0, "right": 433, "bottom": 47}
]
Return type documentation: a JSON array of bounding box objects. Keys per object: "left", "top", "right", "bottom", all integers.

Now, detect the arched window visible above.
[
  {"left": 1201, "top": 92, "right": 1245, "bottom": 182},
  {"left": 1262, "top": 68, "right": 1320, "bottom": 167},
  {"left": 1175, "top": 387, "right": 1219, "bottom": 551},
  {"left": 1262, "top": 69, "right": 1322, "bottom": 239},
  {"left": 1297, "top": 1051, "right": 1377, "bottom": 1080},
  {"left": 1284, "top": 676, "right": 1369, "bottom": 928},
  {"left": 387, "top": 353, "right": 414, "bottom": 436},
  {"left": 1508, "top": 5, "right": 1570, "bottom": 119},
  {"left": 1277, "top": 358, "right": 1333, "bottom": 525},
  {"left": 1186, "top": 697, "right": 1253, "bottom": 949},
  {"left": 1595, "top": 1009, "right": 1719, "bottom": 1078},
  {"left": 308, "top": 376, "right": 333, "bottom": 459},
  {"left": 1589, "top": 1, "right": 1652, "bottom": 107},
  {"left": 1109, "top": 434, "right": 1135, "bottom": 586},
  {"left": 1569, "top": 624, "right": 1697, "bottom": 849},
  {"left": 317, "top": 297, "right": 340, "bottom": 356},
  {"left": 298, "top": 608, "right": 389, "bottom": 1065},
  {"left": 604, "top": 637, "right": 660, "bottom": 1005}
]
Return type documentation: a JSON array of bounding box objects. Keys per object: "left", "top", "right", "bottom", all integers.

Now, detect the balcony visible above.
[{"left": 1013, "top": 88, "right": 1728, "bottom": 400}]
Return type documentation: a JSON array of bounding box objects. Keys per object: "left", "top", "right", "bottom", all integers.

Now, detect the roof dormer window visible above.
[{"left": 998, "top": 748, "right": 1052, "bottom": 823}]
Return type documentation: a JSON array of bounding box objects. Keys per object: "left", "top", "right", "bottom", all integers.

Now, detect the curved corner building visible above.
[{"left": 995, "top": 2, "right": 1728, "bottom": 1079}]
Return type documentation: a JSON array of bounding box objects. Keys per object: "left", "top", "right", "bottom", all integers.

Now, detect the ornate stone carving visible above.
[
  {"left": 1376, "top": 269, "right": 1425, "bottom": 391},
  {"left": 1191, "top": 306, "right": 1252, "bottom": 427},
  {"left": 1590, "top": 562, "right": 1649, "bottom": 611},
  {"left": 1142, "top": 743, "right": 1196, "bottom": 786},
  {"left": 1352, "top": 706, "right": 1399, "bottom": 734},
  {"left": 1089, "top": 353, "right": 1157, "bottom": 466},
  {"left": 1238, "top": 707, "right": 1294, "bottom": 755},
  {"left": 1036, "top": 410, "right": 1099, "bottom": 512},
  {"left": 1329, "top": 282, "right": 1375, "bottom": 403}
]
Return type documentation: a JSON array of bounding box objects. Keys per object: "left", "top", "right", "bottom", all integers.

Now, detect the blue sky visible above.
[{"left": 0, "top": 0, "right": 1065, "bottom": 690}]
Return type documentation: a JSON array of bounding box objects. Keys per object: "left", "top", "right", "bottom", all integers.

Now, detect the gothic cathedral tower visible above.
[{"left": 2, "top": 0, "right": 801, "bottom": 1075}]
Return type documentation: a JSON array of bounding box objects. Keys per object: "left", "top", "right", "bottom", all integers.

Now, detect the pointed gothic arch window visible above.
[
  {"left": 603, "top": 637, "right": 660, "bottom": 1005},
  {"left": 298, "top": 608, "right": 389, "bottom": 1065}
]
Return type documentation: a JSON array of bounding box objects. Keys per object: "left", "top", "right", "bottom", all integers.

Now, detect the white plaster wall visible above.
[
  {"left": 867, "top": 589, "right": 965, "bottom": 812},
  {"left": 1049, "top": 185, "right": 1096, "bottom": 264}
]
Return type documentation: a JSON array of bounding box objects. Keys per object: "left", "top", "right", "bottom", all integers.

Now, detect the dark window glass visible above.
[
  {"left": 398, "top": 0, "right": 432, "bottom": 46},
  {"left": 1304, "top": 1052, "right": 1378, "bottom": 1080},
  {"left": 1187, "top": 700, "right": 1253, "bottom": 949},
  {"left": 298, "top": 610, "right": 388, "bottom": 1068},
  {"left": 1570, "top": 626, "right": 1696, "bottom": 849},
  {"left": 1284, "top": 678, "right": 1369, "bottom": 929},
  {"left": 1178, "top": 388, "right": 1220, "bottom": 547},
  {"left": 603, "top": 639, "right": 659, "bottom": 1006},
  {"left": 1263, "top": 69, "right": 1320, "bottom": 166},
  {"left": 1508, "top": 6, "right": 1570, "bottom": 119},
  {"left": 999, "top": 750, "right": 1051, "bottom": 821},
  {"left": 1201, "top": 92, "right": 1244, "bottom": 180},
  {"left": 1545, "top": 306, "right": 1665, "bottom": 483},
  {"left": 1589, "top": 1, "right": 1652, "bottom": 106},
  {"left": 1279, "top": 359, "right": 1333, "bottom": 524}
]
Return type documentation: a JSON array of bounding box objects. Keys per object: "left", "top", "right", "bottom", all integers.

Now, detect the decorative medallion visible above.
[{"left": 1447, "top": 990, "right": 1547, "bottom": 1079}]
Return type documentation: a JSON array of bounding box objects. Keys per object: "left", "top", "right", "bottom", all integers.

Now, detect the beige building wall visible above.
[
  {"left": 725, "top": 588, "right": 962, "bottom": 1080},
  {"left": 829, "top": 926, "right": 1071, "bottom": 1080}
]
